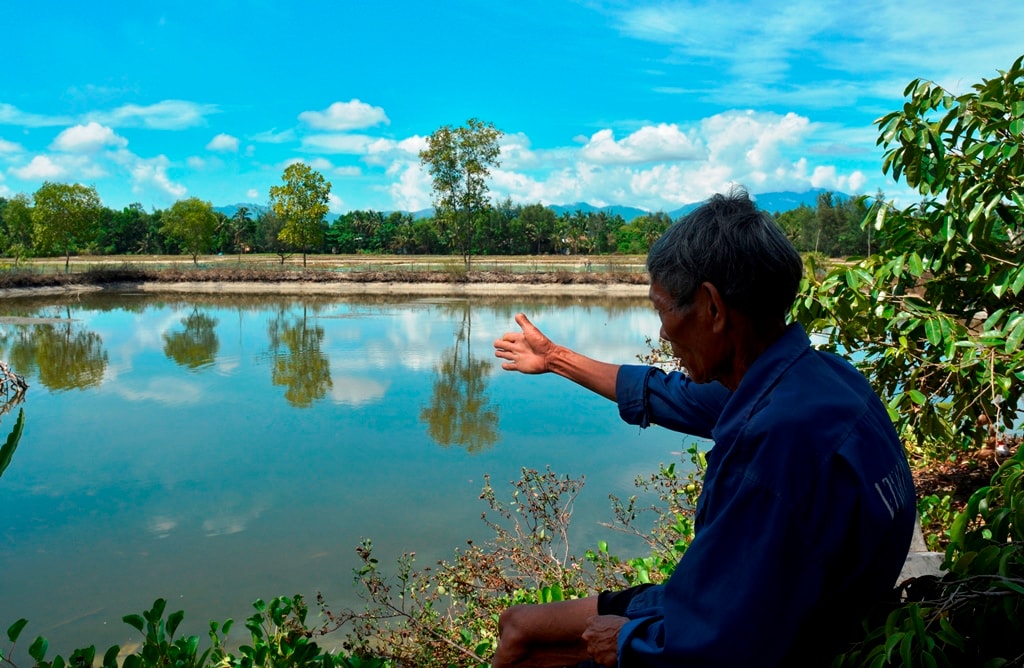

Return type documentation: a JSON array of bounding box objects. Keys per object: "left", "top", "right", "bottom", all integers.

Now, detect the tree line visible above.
[{"left": 0, "top": 186, "right": 875, "bottom": 265}]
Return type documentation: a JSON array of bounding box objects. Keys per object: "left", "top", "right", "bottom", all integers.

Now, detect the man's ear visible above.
[{"left": 702, "top": 282, "right": 728, "bottom": 333}]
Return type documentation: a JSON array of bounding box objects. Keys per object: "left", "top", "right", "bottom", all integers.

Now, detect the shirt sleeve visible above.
[{"left": 615, "top": 365, "right": 729, "bottom": 438}]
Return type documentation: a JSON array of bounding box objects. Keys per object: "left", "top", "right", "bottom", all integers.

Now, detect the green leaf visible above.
[
  {"left": 102, "top": 645, "right": 121, "bottom": 668},
  {"left": 122, "top": 614, "right": 144, "bottom": 633},
  {"left": 885, "top": 631, "right": 906, "bottom": 662},
  {"left": 0, "top": 408, "right": 25, "bottom": 479},
  {"left": 1005, "top": 316, "right": 1024, "bottom": 355},
  {"left": 909, "top": 390, "right": 927, "bottom": 405},
  {"left": 6, "top": 619, "right": 28, "bottom": 643},
  {"left": 1010, "top": 267, "right": 1024, "bottom": 297},
  {"left": 925, "top": 318, "right": 943, "bottom": 346},
  {"left": 28, "top": 636, "right": 48, "bottom": 662},
  {"left": 900, "top": 627, "right": 915, "bottom": 666},
  {"left": 167, "top": 609, "right": 184, "bottom": 638}
]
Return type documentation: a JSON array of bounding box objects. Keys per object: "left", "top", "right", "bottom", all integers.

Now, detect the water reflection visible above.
[
  {"left": 420, "top": 303, "right": 500, "bottom": 453},
  {"left": 163, "top": 309, "right": 220, "bottom": 370},
  {"left": 267, "top": 305, "right": 332, "bottom": 408},
  {"left": 0, "top": 291, "right": 687, "bottom": 662},
  {"left": 0, "top": 309, "right": 107, "bottom": 391}
]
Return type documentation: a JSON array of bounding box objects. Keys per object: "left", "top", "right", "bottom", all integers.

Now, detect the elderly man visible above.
[{"left": 492, "top": 189, "right": 916, "bottom": 667}]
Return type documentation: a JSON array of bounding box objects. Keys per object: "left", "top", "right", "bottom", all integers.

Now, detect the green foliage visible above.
[
  {"left": 0, "top": 408, "right": 24, "bottom": 479},
  {"left": 793, "top": 54, "right": 1024, "bottom": 462},
  {"left": 31, "top": 182, "right": 102, "bottom": 271},
  {"left": 419, "top": 118, "right": 503, "bottom": 268},
  {"left": 917, "top": 493, "right": 957, "bottom": 552},
  {"left": 833, "top": 448, "right": 1024, "bottom": 667},
  {"left": 269, "top": 163, "right": 331, "bottom": 267},
  {"left": 161, "top": 197, "right": 219, "bottom": 264},
  {"left": 2, "top": 596, "right": 385, "bottom": 668},
  {"left": 0, "top": 194, "right": 35, "bottom": 265}
]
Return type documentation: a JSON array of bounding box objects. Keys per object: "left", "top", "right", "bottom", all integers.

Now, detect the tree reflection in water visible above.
[
  {"left": 267, "top": 305, "right": 332, "bottom": 408},
  {"left": 420, "top": 303, "right": 500, "bottom": 454},
  {"left": 0, "top": 306, "right": 107, "bottom": 391},
  {"left": 163, "top": 308, "right": 220, "bottom": 369}
]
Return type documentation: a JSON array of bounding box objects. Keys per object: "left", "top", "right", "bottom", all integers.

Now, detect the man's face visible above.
[{"left": 649, "top": 281, "right": 718, "bottom": 384}]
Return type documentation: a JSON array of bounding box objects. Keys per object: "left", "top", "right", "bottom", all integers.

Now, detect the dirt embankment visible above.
[{"left": 0, "top": 265, "right": 652, "bottom": 298}]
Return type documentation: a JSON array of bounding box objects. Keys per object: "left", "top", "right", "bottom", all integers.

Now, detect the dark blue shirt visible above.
[{"left": 613, "top": 323, "right": 916, "bottom": 666}]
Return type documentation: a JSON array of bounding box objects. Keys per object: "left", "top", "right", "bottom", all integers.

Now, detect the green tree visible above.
[
  {"left": 516, "top": 203, "right": 557, "bottom": 255},
  {"left": 269, "top": 163, "right": 331, "bottom": 267},
  {"left": 230, "top": 206, "right": 255, "bottom": 261},
  {"left": 794, "top": 54, "right": 1024, "bottom": 461},
  {"left": 161, "top": 197, "right": 218, "bottom": 264},
  {"left": 0, "top": 194, "right": 35, "bottom": 265},
  {"left": 419, "top": 118, "right": 503, "bottom": 268},
  {"left": 31, "top": 182, "right": 102, "bottom": 272},
  {"left": 775, "top": 203, "right": 814, "bottom": 249},
  {"left": 98, "top": 203, "right": 156, "bottom": 255}
]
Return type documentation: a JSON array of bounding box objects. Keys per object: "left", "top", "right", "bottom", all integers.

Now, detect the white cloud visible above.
[
  {"left": 580, "top": 124, "right": 705, "bottom": 165},
  {"left": 11, "top": 155, "right": 67, "bottom": 179},
  {"left": 327, "top": 192, "right": 344, "bottom": 214},
  {"left": 298, "top": 100, "right": 389, "bottom": 131},
  {"left": 364, "top": 135, "right": 426, "bottom": 167},
  {"left": 329, "top": 376, "right": 388, "bottom": 406},
  {"left": 0, "top": 137, "right": 22, "bottom": 153},
  {"left": 126, "top": 154, "right": 187, "bottom": 200},
  {"left": 251, "top": 128, "right": 296, "bottom": 144},
  {"left": 498, "top": 132, "right": 539, "bottom": 169},
  {"left": 306, "top": 157, "right": 334, "bottom": 170},
  {"left": 387, "top": 162, "right": 432, "bottom": 212},
  {"left": 0, "top": 103, "right": 72, "bottom": 128},
  {"left": 334, "top": 165, "right": 361, "bottom": 177},
  {"left": 302, "top": 133, "right": 376, "bottom": 154},
  {"left": 187, "top": 156, "right": 207, "bottom": 169},
  {"left": 206, "top": 133, "right": 239, "bottom": 152},
  {"left": 486, "top": 108, "right": 865, "bottom": 212},
  {"left": 51, "top": 122, "right": 128, "bottom": 152},
  {"left": 246, "top": 188, "right": 260, "bottom": 199},
  {"left": 90, "top": 99, "right": 218, "bottom": 130}
]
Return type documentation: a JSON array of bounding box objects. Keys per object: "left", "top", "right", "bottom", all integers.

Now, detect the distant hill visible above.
[
  {"left": 213, "top": 203, "right": 269, "bottom": 219},
  {"left": 548, "top": 203, "right": 650, "bottom": 221},
  {"left": 214, "top": 189, "right": 849, "bottom": 224}
]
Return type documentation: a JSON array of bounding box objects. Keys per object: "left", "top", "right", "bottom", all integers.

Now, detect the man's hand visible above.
[
  {"left": 583, "top": 614, "right": 628, "bottom": 667},
  {"left": 494, "top": 313, "right": 556, "bottom": 374}
]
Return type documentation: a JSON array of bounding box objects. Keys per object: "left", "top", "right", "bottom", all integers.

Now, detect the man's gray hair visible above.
[{"left": 646, "top": 187, "right": 803, "bottom": 322}]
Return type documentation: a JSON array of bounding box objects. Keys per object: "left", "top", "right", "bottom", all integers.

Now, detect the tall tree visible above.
[
  {"left": 31, "top": 182, "right": 102, "bottom": 272},
  {"left": 231, "top": 206, "right": 254, "bottom": 262},
  {"left": 419, "top": 118, "right": 502, "bottom": 269},
  {"left": 161, "top": 197, "right": 218, "bottom": 264},
  {"left": 269, "top": 163, "right": 331, "bottom": 267},
  {"left": 0, "top": 194, "right": 35, "bottom": 265}
]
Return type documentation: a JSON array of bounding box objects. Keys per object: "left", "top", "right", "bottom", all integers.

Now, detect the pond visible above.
[{"left": 0, "top": 291, "right": 697, "bottom": 657}]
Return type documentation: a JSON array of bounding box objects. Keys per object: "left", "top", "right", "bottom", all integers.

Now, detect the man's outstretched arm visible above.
[{"left": 494, "top": 312, "right": 621, "bottom": 401}]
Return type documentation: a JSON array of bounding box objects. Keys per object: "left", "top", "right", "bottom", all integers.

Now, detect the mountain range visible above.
[{"left": 214, "top": 188, "right": 847, "bottom": 224}]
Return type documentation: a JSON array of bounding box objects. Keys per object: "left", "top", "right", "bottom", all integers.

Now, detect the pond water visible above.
[{"left": 0, "top": 291, "right": 697, "bottom": 658}]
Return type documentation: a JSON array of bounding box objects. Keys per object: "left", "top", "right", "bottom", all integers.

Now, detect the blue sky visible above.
[{"left": 1, "top": 1, "right": 1022, "bottom": 215}]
